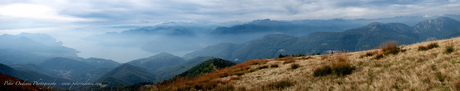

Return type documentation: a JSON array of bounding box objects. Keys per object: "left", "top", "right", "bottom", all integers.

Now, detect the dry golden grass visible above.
[
  {"left": 232, "top": 37, "right": 460, "bottom": 90},
  {"left": 151, "top": 37, "right": 460, "bottom": 91}
]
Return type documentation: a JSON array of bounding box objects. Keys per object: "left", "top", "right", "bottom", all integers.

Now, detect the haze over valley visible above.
[{"left": 1, "top": 0, "right": 460, "bottom": 90}]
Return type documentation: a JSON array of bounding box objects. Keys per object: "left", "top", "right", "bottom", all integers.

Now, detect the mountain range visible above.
[
  {"left": 184, "top": 17, "right": 460, "bottom": 63},
  {"left": 2, "top": 16, "right": 460, "bottom": 90}
]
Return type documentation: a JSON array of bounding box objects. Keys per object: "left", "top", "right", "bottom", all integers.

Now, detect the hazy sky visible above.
[
  {"left": 1, "top": 0, "right": 460, "bottom": 62},
  {"left": 1, "top": 0, "right": 460, "bottom": 28}
]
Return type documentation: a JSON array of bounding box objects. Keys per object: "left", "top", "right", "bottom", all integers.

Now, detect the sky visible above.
[{"left": 1, "top": 0, "right": 460, "bottom": 62}]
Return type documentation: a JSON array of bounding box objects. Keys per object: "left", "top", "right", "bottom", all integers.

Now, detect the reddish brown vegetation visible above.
[
  {"left": 280, "top": 57, "right": 296, "bottom": 64},
  {"left": 155, "top": 59, "right": 269, "bottom": 90}
]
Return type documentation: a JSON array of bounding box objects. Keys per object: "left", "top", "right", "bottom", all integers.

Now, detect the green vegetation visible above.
[
  {"left": 360, "top": 51, "right": 377, "bottom": 58},
  {"left": 418, "top": 42, "right": 439, "bottom": 51},
  {"left": 258, "top": 65, "right": 269, "bottom": 69},
  {"left": 291, "top": 64, "right": 300, "bottom": 69},
  {"left": 270, "top": 64, "right": 279, "bottom": 68},
  {"left": 313, "top": 65, "right": 332, "bottom": 77},
  {"left": 267, "top": 80, "right": 294, "bottom": 89},
  {"left": 427, "top": 42, "right": 439, "bottom": 49},
  {"left": 418, "top": 45, "right": 428, "bottom": 51},
  {"left": 373, "top": 53, "right": 384, "bottom": 59},
  {"left": 177, "top": 58, "right": 235, "bottom": 78},
  {"left": 331, "top": 62, "right": 356, "bottom": 76},
  {"left": 278, "top": 54, "right": 306, "bottom": 58},
  {"left": 445, "top": 46, "right": 454, "bottom": 54},
  {"left": 313, "top": 62, "right": 355, "bottom": 77}
]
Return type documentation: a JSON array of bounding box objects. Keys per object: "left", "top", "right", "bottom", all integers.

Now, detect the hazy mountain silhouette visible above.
[
  {"left": 127, "top": 52, "right": 186, "bottom": 72},
  {"left": 185, "top": 17, "right": 460, "bottom": 63},
  {"left": 0, "top": 63, "right": 72, "bottom": 89},
  {"left": 176, "top": 58, "right": 235, "bottom": 78},
  {"left": 0, "top": 33, "right": 79, "bottom": 65},
  {"left": 96, "top": 64, "right": 156, "bottom": 86},
  {"left": 154, "top": 56, "right": 216, "bottom": 81}
]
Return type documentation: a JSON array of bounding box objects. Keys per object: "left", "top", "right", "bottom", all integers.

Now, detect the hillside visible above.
[
  {"left": 127, "top": 52, "right": 186, "bottom": 72},
  {"left": 154, "top": 56, "right": 216, "bottom": 81},
  {"left": 150, "top": 36, "right": 460, "bottom": 90},
  {"left": 0, "top": 73, "right": 52, "bottom": 91},
  {"left": 96, "top": 64, "right": 156, "bottom": 87},
  {"left": 176, "top": 58, "right": 235, "bottom": 78},
  {"left": 0, "top": 63, "right": 72, "bottom": 90}
]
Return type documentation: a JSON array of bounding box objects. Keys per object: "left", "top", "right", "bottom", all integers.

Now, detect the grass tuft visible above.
[
  {"left": 331, "top": 62, "right": 356, "bottom": 76},
  {"left": 270, "top": 64, "right": 279, "bottom": 68},
  {"left": 380, "top": 41, "right": 401, "bottom": 55},
  {"left": 360, "top": 51, "right": 377, "bottom": 58},
  {"left": 313, "top": 61, "right": 355, "bottom": 77},
  {"left": 257, "top": 65, "right": 269, "bottom": 69},
  {"left": 427, "top": 42, "right": 439, "bottom": 49},
  {"left": 418, "top": 45, "right": 428, "bottom": 51},
  {"left": 313, "top": 65, "right": 332, "bottom": 77},
  {"left": 445, "top": 46, "right": 454, "bottom": 54},
  {"left": 418, "top": 42, "right": 439, "bottom": 51},
  {"left": 373, "top": 53, "right": 384, "bottom": 59},
  {"left": 291, "top": 64, "right": 300, "bottom": 69},
  {"left": 266, "top": 80, "right": 294, "bottom": 89}
]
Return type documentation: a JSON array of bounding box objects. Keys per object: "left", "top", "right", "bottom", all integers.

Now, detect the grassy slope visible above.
[{"left": 152, "top": 37, "right": 460, "bottom": 91}]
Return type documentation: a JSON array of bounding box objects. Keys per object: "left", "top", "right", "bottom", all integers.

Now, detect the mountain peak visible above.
[
  {"left": 417, "top": 17, "right": 460, "bottom": 26},
  {"left": 151, "top": 52, "right": 175, "bottom": 58}
]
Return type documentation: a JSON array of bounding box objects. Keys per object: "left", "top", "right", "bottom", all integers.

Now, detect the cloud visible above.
[
  {"left": 2, "top": 0, "right": 459, "bottom": 24},
  {"left": 0, "top": 3, "right": 99, "bottom": 22}
]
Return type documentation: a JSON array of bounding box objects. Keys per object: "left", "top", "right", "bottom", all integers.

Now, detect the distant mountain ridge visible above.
[
  {"left": 0, "top": 33, "right": 79, "bottom": 65},
  {"left": 185, "top": 17, "right": 460, "bottom": 63},
  {"left": 127, "top": 52, "right": 186, "bottom": 72},
  {"left": 96, "top": 64, "right": 156, "bottom": 86},
  {"left": 176, "top": 58, "right": 235, "bottom": 78},
  {"left": 0, "top": 63, "right": 72, "bottom": 89}
]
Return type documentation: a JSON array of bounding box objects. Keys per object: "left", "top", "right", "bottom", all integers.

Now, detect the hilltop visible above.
[{"left": 150, "top": 36, "right": 460, "bottom": 90}]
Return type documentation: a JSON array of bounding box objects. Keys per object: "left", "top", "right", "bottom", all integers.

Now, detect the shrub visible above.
[
  {"left": 257, "top": 65, "right": 268, "bottom": 69},
  {"left": 418, "top": 45, "right": 428, "bottom": 51},
  {"left": 419, "top": 42, "right": 439, "bottom": 51},
  {"left": 373, "top": 53, "right": 384, "bottom": 59},
  {"left": 316, "top": 53, "right": 321, "bottom": 55},
  {"left": 314, "top": 62, "right": 355, "bottom": 77},
  {"left": 267, "top": 80, "right": 294, "bottom": 89},
  {"left": 278, "top": 54, "right": 285, "bottom": 58},
  {"left": 336, "top": 54, "right": 348, "bottom": 62},
  {"left": 291, "top": 64, "right": 300, "bottom": 69},
  {"left": 380, "top": 41, "right": 401, "bottom": 55},
  {"left": 360, "top": 51, "right": 377, "bottom": 58},
  {"left": 331, "top": 62, "right": 356, "bottom": 76},
  {"left": 445, "top": 46, "right": 454, "bottom": 54},
  {"left": 313, "top": 65, "right": 332, "bottom": 77},
  {"left": 427, "top": 42, "right": 439, "bottom": 49},
  {"left": 270, "top": 64, "right": 279, "bottom": 68}
]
